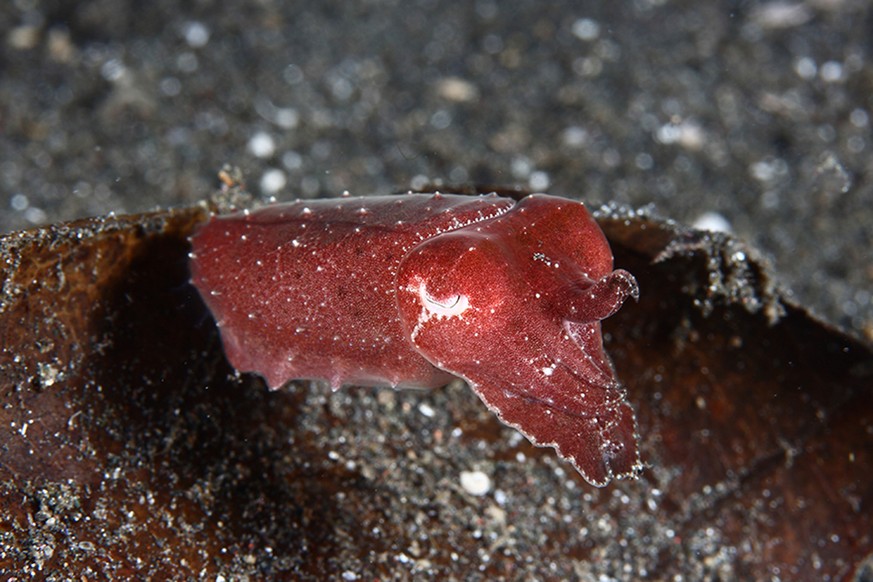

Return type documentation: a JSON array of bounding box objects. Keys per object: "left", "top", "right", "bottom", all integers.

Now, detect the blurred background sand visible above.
[{"left": 1, "top": 0, "right": 871, "bottom": 338}]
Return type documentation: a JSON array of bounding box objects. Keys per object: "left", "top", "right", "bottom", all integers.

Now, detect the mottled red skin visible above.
[{"left": 190, "top": 193, "right": 641, "bottom": 486}]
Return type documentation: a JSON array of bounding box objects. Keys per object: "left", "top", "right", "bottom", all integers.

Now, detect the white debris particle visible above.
[
  {"left": 418, "top": 403, "right": 436, "bottom": 418},
  {"left": 820, "top": 60, "right": 844, "bottom": 83},
  {"left": 460, "top": 470, "right": 492, "bottom": 496},
  {"left": 850, "top": 108, "right": 869, "bottom": 128},
  {"left": 11, "top": 193, "right": 29, "bottom": 211},
  {"left": 100, "top": 58, "right": 127, "bottom": 82},
  {"left": 274, "top": 107, "right": 299, "bottom": 129},
  {"left": 25, "top": 207, "right": 47, "bottom": 225},
  {"left": 571, "top": 18, "right": 601, "bottom": 41},
  {"left": 635, "top": 153, "right": 654, "bottom": 170},
  {"left": 693, "top": 211, "right": 732, "bottom": 233},
  {"left": 260, "top": 168, "right": 287, "bottom": 194},
  {"left": 655, "top": 120, "right": 704, "bottom": 150},
  {"left": 794, "top": 57, "right": 817, "bottom": 80},
  {"left": 561, "top": 126, "right": 589, "bottom": 147},
  {"left": 160, "top": 77, "right": 182, "bottom": 97},
  {"left": 430, "top": 109, "right": 452, "bottom": 129},
  {"left": 436, "top": 77, "right": 479, "bottom": 102},
  {"left": 749, "top": 158, "right": 787, "bottom": 182},
  {"left": 511, "top": 156, "right": 533, "bottom": 179},
  {"left": 8, "top": 25, "right": 40, "bottom": 50},
  {"left": 330, "top": 76, "right": 354, "bottom": 100},
  {"left": 38, "top": 362, "right": 59, "bottom": 387},
  {"left": 529, "top": 170, "right": 550, "bottom": 191},
  {"left": 282, "top": 150, "right": 303, "bottom": 170},
  {"left": 341, "top": 571, "right": 358, "bottom": 581},
  {"left": 410, "top": 174, "right": 429, "bottom": 190},
  {"left": 751, "top": 2, "right": 811, "bottom": 29},
  {"left": 248, "top": 131, "right": 276, "bottom": 158},
  {"left": 183, "top": 21, "right": 211, "bottom": 48}
]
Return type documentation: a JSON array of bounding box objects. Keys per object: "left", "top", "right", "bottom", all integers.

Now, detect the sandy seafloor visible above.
[{"left": 1, "top": 0, "right": 871, "bottom": 340}]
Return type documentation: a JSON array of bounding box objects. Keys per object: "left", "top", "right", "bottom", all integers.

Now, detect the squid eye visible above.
[
  {"left": 421, "top": 287, "right": 469, "bottom": 318},
  {"left": 424, "top": 292, "right": 460, "bottom": 309}
]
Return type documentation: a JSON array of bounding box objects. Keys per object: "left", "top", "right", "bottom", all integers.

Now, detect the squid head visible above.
[{"left": 396, "top": 195, "right": 641, "bottom": 486}]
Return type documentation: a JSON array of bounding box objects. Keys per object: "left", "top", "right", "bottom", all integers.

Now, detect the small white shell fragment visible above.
[
  {"left": 693, "top": 211, "right": 732, "bottom": 234},
  {"left": 460, "top": 470, "right": 492, "bottom": 496},
  {"left": 260, "top": 168, "right": 287, "bottom": 195},
  {"left": 248, "top": 131, "right": 276, "bottom": 158}
]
